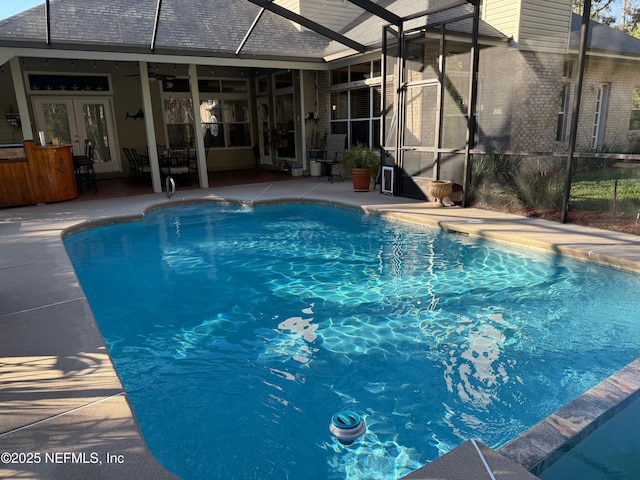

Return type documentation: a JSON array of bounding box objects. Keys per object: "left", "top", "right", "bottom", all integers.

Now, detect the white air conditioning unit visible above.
[{"left": 381, "top": 165, "right": 394, "bottom": 195}]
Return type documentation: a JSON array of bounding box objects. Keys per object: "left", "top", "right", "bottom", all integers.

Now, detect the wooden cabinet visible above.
[{"left": 0, "top": 141, "right": 78, "bottom": 207}]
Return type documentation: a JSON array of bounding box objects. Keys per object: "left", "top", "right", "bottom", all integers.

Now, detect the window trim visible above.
[
  {"left": 591, "top": 83, "right": 610, "bottom": 149},
  {"left": 162, "top": 77, "right": 252, "bottom": 150},
  {"left": 556, "top": 83, "right": 570, "bottom": 143},
  {"left": 329, "top": 60, "right": 382, "bottom": 148},
  {"left": 629, "top": 86, "right": 640, "bottom": 131}
]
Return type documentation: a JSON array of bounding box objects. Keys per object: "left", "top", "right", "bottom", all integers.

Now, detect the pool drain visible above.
[{"left": 329, "top": 411, "right": 366, "bottom": 445}]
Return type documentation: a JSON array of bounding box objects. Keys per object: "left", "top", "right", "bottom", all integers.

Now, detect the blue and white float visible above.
[{"left": 329, "top": 411, "right": 366, "bottom": 445}]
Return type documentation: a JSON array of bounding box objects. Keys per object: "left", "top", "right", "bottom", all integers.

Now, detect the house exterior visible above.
[{"left": 0, "top": 0, "right": 639, "bottom": 200}]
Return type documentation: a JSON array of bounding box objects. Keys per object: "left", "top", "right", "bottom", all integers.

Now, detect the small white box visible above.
[
  {"left": 381, "top": 166, "right": 394, "bottom": 195},
  {"left": 292, "top": 166, "right": 304, "bottom": 177}
]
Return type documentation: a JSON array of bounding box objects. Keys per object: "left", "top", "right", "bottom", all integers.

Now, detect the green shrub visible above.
[{"left": 515, "top": 169, "right": 564, "bottom": 210}]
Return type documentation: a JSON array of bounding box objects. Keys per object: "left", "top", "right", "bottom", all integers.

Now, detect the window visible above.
[
  {"left": 591, "top": 84, "right": 609, "bottom": 149},
  {"left": 165, "top": 96, "right": 195, "bottom": 148},
  {"left": 28, "top": 73, "right": 111, "bottom": 93},
  {"left": 163, "top": 79, "right": 252, "bottom": 149},
  {"left": 329, "top": 60, "right": 382, "bottom": 147},
  {"left": 199, "top": 97, "right": 251, "bottom": 148},
  {"left": 556, "top": 84, "right": 570, "bottom": 142},
  {"left": 630, "top": 87, "right": 640, "bottom": 131}
]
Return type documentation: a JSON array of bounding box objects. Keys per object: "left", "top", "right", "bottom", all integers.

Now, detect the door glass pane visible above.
[
  {"left": 275, "top": 93, "right": 295, "bottom": 158},
  {"left": 81, "top": 103, "right": 111, "bottom": 163},
  {"left": 225, "top": 100, "right": 251, "bottom": 147},
  {"left": 257, "top": 100, "right": 270, "bottom": 161},
  {"left": 42, "top": 103, "right": 72, "bottom": 144}
]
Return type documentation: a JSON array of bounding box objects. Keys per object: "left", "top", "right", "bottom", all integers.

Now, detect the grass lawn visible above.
[
  {"left": 570, "top": 165, "right": 640, "bottom": 216},
  {"left": 471, "top": 161, "right": 640, "bottom": 234}
]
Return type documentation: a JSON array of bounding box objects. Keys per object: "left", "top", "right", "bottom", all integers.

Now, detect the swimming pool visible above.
[{"left": 63, "top": 203, "right": 640, "bottom": 480}]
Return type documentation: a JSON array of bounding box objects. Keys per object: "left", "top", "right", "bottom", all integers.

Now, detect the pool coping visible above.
[{"left": 1, "top": 178, "right": 640, "bottom": 479}]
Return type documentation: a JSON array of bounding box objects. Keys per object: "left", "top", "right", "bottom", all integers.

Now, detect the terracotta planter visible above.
[
  {"left": 350, "top": 168, "right": 372, "bottom": 192},
  {"left": 427, "top": 180, "right": 453, "bottom": 206}
]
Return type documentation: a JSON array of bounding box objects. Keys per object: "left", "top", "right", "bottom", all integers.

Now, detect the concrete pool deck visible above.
[{"left": 1, "top": 177, "right": 639, "bottom": 479}]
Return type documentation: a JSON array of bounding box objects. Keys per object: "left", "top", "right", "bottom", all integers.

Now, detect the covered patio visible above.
[{"left": 0, "top": 0, "right": 499, "bottom": 200}]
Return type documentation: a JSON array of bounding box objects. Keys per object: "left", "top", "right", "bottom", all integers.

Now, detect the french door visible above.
[
  {"left": 32, "top": 97, "right": 121, "bottom": 173},
  {"left": 256, "top": 97, "right": 273, "bottom": 165}
]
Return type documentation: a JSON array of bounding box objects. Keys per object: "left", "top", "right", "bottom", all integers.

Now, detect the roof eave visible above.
[{"left": 0, "top": 40, "right": 332, "bottom": 69}]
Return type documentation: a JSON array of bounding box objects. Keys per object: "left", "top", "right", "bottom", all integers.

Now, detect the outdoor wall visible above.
[
  {"left": 483, "top": 0, "right": 572, "bottom": 53},
  {"left": 574, "top": 56, "right": 639, "bottom": 152},
  {"left": 315, "top": 70, "right": 332, "bottom": 140},
  {"left": 111, "top": 61, "right": 148, "bottom": 175},
  {"left": 0, "top": 62, "right": 21, "bottom": 145},
  {"left": 509, "top": 50, "right": 565, "bottom": 153},
  {"left": 476, "top": 44, "right": 516, "bottom": 150}
]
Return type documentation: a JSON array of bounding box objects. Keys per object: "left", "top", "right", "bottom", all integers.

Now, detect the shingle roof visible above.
[
  {"left": 0, "top": 0, "right": 333, "bottom": 61},
  {"left": 570, "top": 12, "right": 640, "bottom": 57},
  {"left": 0, "top": 0, "right": 505, "bottom": 63}
]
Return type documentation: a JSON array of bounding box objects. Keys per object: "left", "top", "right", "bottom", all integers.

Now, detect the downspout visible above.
[{"left": 561, "top": 1, "right": 591, "bottom": 223}]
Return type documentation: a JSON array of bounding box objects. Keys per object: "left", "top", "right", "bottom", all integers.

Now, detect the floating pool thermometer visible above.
[{"left": 329, "top": 411, "right": 366, "bottom": 445}]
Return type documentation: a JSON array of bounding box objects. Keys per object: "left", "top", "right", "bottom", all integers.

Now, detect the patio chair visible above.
[
  {"left": 73, "top": 140, "right": 97, "bottom": 193},
  {"left": 316, "top": 133, "right": 346, "bottom": 183},
  {"left": 161, "top": 148, "right": 191, "bottom": 185},
  {"left": 123, "top": 148, "right": 151, "bottom": 183}
]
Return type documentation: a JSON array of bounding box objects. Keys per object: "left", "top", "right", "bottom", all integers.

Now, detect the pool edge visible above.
[{"left": 498, "top": 359, "right": 640, "bottom": 475}]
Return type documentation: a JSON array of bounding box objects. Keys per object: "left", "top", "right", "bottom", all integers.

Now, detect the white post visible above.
[
  {"left": 9, "top": 57, "right": 33, "bottom": 141},
  {"left": 189, "top": 63, "right": 209, "bottom": 188},
  {"left": 139, "top": 61, "right": 162, "bottom": 193}
]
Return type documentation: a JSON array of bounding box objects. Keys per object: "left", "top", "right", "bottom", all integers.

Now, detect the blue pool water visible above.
[{"left": 64, "top": 203, "right": 640, "bottom": 480}]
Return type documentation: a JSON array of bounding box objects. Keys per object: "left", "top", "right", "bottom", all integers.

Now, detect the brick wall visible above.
[{"left": 574, "top": 57, "right": 639, "bottom": 152}]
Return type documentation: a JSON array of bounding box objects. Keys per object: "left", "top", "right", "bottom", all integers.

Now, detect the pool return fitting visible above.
[
  {"left": 166, "top": 176, "right": 176, "bottom": 198},
  {"left": 329, "top": 411, "right": 366, "bottom": 445}
]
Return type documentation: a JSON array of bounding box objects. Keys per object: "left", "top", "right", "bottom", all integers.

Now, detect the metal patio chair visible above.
[
  {"left": 73, "top": 140, "right": 97, "bottom": 193},
  {"left": 316, "top": 133, "right": 346, "bottom": 183}
]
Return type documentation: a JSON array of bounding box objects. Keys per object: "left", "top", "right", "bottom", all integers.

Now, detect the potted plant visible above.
[
  {"left": 340, "top": 144, "right": 380, "bottom": 192},
  {"left": 308, "top": 128, "right": 327, "bottom": 160}
]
